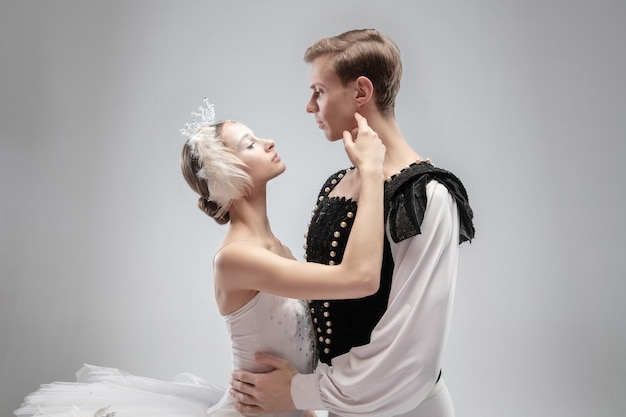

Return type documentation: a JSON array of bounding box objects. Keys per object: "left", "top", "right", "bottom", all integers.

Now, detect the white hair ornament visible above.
[{"left": 180, "top": 97, "right": 216, "bottom": 138}]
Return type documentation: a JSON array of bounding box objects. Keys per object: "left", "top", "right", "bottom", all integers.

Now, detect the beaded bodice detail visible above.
[{"left": 304, "top": 168, "right": 394, "bottom": 365}]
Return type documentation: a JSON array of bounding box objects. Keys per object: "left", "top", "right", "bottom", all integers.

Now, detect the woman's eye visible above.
[{"left": 246, "top": 142, "right": 255, "bottom": 149}]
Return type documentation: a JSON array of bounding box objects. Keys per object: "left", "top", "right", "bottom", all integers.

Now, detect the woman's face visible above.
[{"left": 220, "top": 121, "right": 286, "bottom": 186}]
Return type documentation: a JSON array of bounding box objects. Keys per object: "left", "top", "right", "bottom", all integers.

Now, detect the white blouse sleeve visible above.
[{"left": 292, "top": 181, "right": 460, "bottom": 416}]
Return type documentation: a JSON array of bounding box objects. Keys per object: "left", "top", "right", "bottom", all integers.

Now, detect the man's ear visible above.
[{"left": 355, "top": 76, "right": 374, "bottom": 106}]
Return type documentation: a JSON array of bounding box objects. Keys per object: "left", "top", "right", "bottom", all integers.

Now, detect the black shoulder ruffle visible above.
[{"left": 384, "top": 162, "right": 475, "bottom": 244}]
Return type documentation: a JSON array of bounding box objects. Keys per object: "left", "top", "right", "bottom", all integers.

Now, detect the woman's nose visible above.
[{"left": 264, "top": 139, "right": 275, "bottom": 151}]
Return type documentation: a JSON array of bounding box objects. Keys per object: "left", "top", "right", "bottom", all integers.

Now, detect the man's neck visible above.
[{"left": 364, "top": 112, "right": 422, "bottom": 178}]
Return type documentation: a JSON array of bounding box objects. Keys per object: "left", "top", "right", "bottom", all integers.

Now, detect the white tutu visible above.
[
  {"left": 15, "top": 293, "right": 315, "bottom": 417},
  {"left": 14, "top": 364, "right": 226, "bottom": 417}
]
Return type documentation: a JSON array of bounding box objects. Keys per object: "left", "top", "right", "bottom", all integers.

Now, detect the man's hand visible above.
[{"left": 230, "top": 352, "right": 298, "bottom": 414}]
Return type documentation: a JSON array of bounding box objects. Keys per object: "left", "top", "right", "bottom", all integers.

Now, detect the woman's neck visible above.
[{"left": 227, "top": 191, "right": 275, "bottom": 243}]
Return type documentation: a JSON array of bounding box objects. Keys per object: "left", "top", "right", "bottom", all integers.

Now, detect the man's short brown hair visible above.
[{"left": 304, "top": 29, "right": 402, "bottom": 116}]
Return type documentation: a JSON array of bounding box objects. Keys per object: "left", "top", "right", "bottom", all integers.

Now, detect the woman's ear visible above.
[{"left": 355, "top": 76, "right": 374, "bottom": 106}]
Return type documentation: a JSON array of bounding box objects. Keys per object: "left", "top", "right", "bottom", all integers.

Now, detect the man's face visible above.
[{"left": 305, "top": 55, "right": 358, "bottom": 141}]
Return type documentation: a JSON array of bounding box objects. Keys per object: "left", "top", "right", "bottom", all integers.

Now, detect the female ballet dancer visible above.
[{"left": 15, "top": 98, "right": 386, "bottom": 417}]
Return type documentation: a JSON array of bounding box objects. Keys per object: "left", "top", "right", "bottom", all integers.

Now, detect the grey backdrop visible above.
[{"left": 1, "top": 1, "right": 625, "bottom": 416}]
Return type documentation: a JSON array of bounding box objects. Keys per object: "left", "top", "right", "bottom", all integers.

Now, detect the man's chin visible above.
[{"left": 320, "top": 127, "right": 343, "bottom": 142}]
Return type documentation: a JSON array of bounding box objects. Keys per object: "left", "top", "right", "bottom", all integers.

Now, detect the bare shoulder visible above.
[
  {"left": 214, "top": 240, "right": 293, "bottom": 274},
  {"left": 213, "top": 241, "right": 276, "bottom": 294},
  {"left": 214, "top": 241, "right": 264, "bottom": 269}
]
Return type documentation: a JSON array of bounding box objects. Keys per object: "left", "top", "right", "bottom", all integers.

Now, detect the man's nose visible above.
[{"left": 305, "top": 97, "right": 317, "bottom": 113}]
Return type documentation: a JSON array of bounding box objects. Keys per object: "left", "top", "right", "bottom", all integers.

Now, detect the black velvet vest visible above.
[{"left": 305, "top": 161, "right": 474, "bottom": 365}]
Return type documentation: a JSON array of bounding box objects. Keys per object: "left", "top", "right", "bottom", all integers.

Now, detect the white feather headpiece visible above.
[{"left": 181, "top": 98, "right": 251, "bottom": 218}]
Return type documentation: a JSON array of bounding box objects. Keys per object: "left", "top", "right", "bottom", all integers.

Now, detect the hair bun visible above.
[{"left": 198, "top": 197, "right": 229, "bottom": 225}]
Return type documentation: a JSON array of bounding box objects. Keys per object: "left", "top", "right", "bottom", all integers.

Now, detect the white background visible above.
[{"left": 1, "top": 1, "right": 625, "bottom": 416}]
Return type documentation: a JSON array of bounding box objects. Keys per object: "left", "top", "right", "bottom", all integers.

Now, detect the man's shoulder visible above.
[
  {"left": 385, "top": 162, "right": 475, "bottom": 244},
  {"left": 387, "top": 162, "right": 466, "bottom": 190}
]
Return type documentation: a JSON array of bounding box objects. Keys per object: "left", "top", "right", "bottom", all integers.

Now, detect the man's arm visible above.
[{"left": 233, "top": 181, "right": 460, "bottom": 416}]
